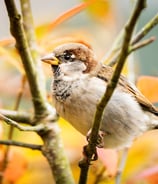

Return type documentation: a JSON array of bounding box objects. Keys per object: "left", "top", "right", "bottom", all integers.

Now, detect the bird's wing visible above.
[{"left": 97, "top": 65, "right": 158, "bottom": 115}]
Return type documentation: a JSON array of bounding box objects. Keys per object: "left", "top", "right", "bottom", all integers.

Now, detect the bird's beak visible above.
[{"left": 41, "top": 53, "right": 59, "bottom": 65}]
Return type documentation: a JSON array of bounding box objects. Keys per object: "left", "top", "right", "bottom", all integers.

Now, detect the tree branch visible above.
[
  {"left": 79, "top": 1, "right": 146, "bottom": 184},
  {"left": 0, "top": 109, "right": 75, "bottom": 183},
  {"left": 20, "top": 0, "right": 37, "bottom": 59},
  {"left": 0, "top": 109, "right": 32, "bottom": 124},
  {"left": 4, "top": 1, "right": 75, "bottom": 184},
  {"left": 4, "top": 0, "right": 49, "bottom": 118},
  {"left": 129, "top": 36, "right": 155, "bottom": 53},
  {"left": 20, "top": 0, "right": 47, "bottom": 103},
  {"left": 40, "top": 120, "right": 75, "bottom": 184},
  {"left": 131, "top": 13, "right": 158, "bottom": 45},
  {"left": 0, "top": 113, "right": 44, "bottom": 132},
  {"left": 104, "top": 12, "right": 158, "bottom": 67},
  {"left": 0, "top": 140, "right": 42, "bottom": 150},
  {"left": 0, "top": 74, "right": 27, "bottom": 184}
]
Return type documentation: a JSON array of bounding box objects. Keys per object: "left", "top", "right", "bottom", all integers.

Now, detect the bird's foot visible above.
[
  {"left": 86, "top": 130, "right": 105, "bottom": 148},
  {"left": 82, "top": 145, "right": 98, "bottom": 162}
]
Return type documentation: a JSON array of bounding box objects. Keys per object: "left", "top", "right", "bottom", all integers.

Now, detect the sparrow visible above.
[{"left": 41, "top": 42, "right": 158, "bottom": 149}]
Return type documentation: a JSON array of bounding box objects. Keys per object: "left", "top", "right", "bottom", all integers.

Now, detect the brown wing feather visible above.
[{"left": 97, "top": 65, "right": 158, "bottom": 115}]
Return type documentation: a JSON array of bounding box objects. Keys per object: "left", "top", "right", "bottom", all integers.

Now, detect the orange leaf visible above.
[
  {"left": 136, "top": 76, "right": 158, "bottom": 103},
  {"left": 4, "top": 151, "right": 27, "bottom": 183},
  {"left": 47, "top": 0, "right": 96, "bottom": 32},
  {"left": 0, "top": 123, "right": 3, "bottom": 140},
  {"left": 0, "top": 38, "right": 15, "bottom": 47},
  {"left": 0, "top": 46, "right": 25, "bottom": 74}
]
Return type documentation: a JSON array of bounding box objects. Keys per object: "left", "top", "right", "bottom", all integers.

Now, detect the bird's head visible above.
[{"left": 41, "top": 43, "right": 100, "bottom": 78}]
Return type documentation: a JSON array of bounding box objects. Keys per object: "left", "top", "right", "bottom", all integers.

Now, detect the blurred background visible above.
[{"left": 0, "top": 0, "right": 158, "bottom": 184}]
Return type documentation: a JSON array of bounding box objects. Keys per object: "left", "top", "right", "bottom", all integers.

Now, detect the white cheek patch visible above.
[{"left": 60, "top": 61, "right": 87, "bottom": 76}]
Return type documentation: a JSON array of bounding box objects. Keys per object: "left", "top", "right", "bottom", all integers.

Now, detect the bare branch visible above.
[
  {"left": 129, "top": 36, "right": 156, "bottom": 53},
  {"left": 108, "top": 37, "right": 155, "bottom": 67},
  {"left": 0, "top": 140, "right": 42, "bottom": 150},
  {"left": 79, "top": 1, "right": 146, "bottom": 184},
  {"left": 0, "top": 113, "right": 44, "bottom": 132},
  {"left": 20, "top": 0, "right": 37, "bottom": 58},
  {"left": 132, "top": 13, "right": 158, "bottom": 45},
  {"left": 4, "top": 1, "right": 75, "bottom": 183},
  {"left": 40, "top": 121, "right": 75, "bottom": 184},
  {"left": 0, "top": 75, "right": 27, "bottom": 184},
  {"left": 101, "top": 30, "right": 124, "bottom": 64},
  {"left": 106, "top": 13, "right": 158, "bottom": 67},
  {"left": 0, "top": 109, "right": 32, "bottom": 124},
  {"left": 4, "top": 0, "right": 49, "bottom": 117},
  {"left": 20, "top": 0, "right": 46, "bottom": 99}
]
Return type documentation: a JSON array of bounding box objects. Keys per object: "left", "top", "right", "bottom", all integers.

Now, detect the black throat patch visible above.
[{"left": 53, "top": 79, "right": 72, "bottom": 102}]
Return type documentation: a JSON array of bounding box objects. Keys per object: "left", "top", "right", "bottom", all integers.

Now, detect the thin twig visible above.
[
  {"left": 109, "top": 37, "right": 155, "bottom": 67},
  {"left": 107, "top": 13, "right": 158, "bottom": 67},
  {"left": 78, "top": 1, "right": 146, "bottom": 184},
  {"left": 0, "top": 113, "right": 44, "bottom": 132},
  {"left": 101, "top": 30, "right": 124, "bottom": 64},
  {"left": 0, "top": 75, "right": 26, "bottom": 184},
  {"left": 129, "top": 36, "right": 156, "bottom": 53},
  {"left": 109, "top": 36, "right": 155, "bottom": 67},
  {"left": 0, "top": 109, "right": 32, "bottom": 124},
  {"left": 0, "top": 140, "right": 42, "bottom": 150},
  {"left": 14, "top": 75, "right": 26, "bottom": 110},
  {"left": 131, "top": 13, "right": 158, "bottom": 45}
]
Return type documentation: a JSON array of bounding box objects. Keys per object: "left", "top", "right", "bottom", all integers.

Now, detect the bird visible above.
[{"left": 41, "top": 42, "right": 158, "bottom": 150}]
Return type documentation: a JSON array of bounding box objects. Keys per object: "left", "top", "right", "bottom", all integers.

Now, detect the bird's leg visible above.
[
  {"left": 86, "top": 129, "right": 105, "bottom": 148},
  {"left": 81, "top": 129, "right": 105, "bottom": 163},
  {"left": 115, "top": 147, "right": 129, "bottom": 184}
]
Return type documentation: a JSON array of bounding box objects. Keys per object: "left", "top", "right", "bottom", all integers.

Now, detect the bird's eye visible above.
[
  {"left": 63, "top": 51, "right": 75, "bottom": 62},
  {"left": 64, "top": 53, "right": 71, "bottom": 60}
]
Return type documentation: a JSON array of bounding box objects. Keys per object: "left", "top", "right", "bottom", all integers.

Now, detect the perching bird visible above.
[{"left": 41, "top": 42, "right": 158, "bottom": 149}]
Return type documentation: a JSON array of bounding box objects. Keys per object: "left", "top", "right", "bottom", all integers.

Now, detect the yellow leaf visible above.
[
  {"left": 0, "top": 46, "right": 24, "bottom": 74},
  {"left": 84, "top": 0, "right": 114, "bottom": 22}
]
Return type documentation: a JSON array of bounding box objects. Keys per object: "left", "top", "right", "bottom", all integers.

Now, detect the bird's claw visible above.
[
  {"left": 86, "top": 130, "right": 105, "bottom": 148},
  {"left": 83, "top": 145, "right": 98, "bottom": 162}
]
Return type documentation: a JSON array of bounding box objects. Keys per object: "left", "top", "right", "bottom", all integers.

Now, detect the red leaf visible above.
[
  {"left": 127, "top": 166, "right": 158, "bottom": 184},
  {"left": 97, "top": 148, "right": 118, "bottom": 176}
]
